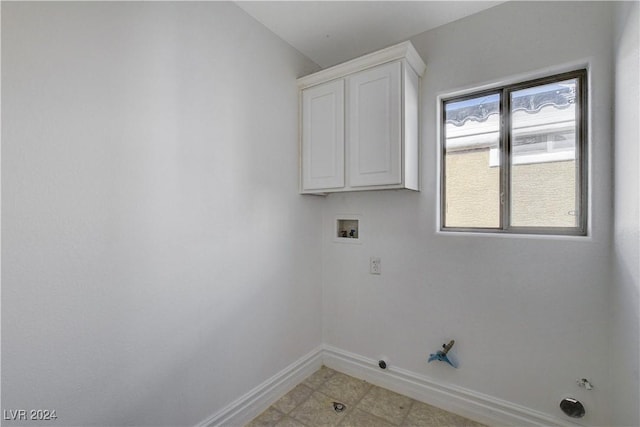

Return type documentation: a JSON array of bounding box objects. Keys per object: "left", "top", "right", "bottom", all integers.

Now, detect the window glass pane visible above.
[
  {"left": 510, "top": 79, "right": 578, "bottom": 227},
  {"left": 444, "top": 93, "right": 501, "bottom": 228}
]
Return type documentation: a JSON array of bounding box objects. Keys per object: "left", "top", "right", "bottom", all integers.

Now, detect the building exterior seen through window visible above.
[{"left": 441, "top": 70, "right": 587, "bottom": 235}]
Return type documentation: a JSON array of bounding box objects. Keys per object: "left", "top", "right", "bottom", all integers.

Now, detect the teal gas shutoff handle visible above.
[{"left": 428, "top": 340, "right": 458, "bottom": 368}]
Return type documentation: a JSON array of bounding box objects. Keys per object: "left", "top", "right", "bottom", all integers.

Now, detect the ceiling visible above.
[{"left": 236, "top": 1, "right": 504, "bottom": 68}]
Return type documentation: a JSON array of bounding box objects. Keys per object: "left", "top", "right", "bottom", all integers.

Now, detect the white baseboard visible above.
[
  {"left": 195, "top": 346, "right": 323, "bottom": 427},
  {"left": 195, "top": 344, "right": 584, "bottom": 427},
  {"left": 322, "top": 345, "right": 583, "bottom": 427}
]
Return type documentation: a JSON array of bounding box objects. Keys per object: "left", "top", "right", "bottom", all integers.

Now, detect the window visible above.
[{"left": 441, "top": 70, "right": 587, "bottom": 235}]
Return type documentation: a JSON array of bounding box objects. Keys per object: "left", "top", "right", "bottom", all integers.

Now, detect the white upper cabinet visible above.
[
  {"left": 301, "top": 79, "right": 345, "bottom": 190},
  {"left": 298, "top": 41, "right": 425, "bottom": 194},
  {"left": 348, "top": 62, "right": 401, "bottom": 187}
]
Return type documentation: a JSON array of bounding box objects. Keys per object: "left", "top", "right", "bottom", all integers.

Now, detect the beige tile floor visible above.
[{"left": 246, "top": 366, "right": 486, "bottom": 427}]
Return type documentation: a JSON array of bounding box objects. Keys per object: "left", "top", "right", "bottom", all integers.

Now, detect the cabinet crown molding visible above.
[{"left": 297, "top": 41, "right": 426, "bottom": 90}]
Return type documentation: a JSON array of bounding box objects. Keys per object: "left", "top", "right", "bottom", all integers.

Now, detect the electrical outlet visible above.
[{"left": 370, "top": 257, "right": 381, "bottom": 275}]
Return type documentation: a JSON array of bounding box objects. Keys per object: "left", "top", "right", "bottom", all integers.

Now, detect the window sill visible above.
[{"left": 436, "top": 229, "right": 591, "bottom": 241}]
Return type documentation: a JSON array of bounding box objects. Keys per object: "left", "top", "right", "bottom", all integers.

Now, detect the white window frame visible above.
[{"left": 439, "top": 69, "right": 588, "bottom": 236}]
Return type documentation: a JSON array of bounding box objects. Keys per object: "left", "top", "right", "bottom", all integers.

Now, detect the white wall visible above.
[
  {"left": 612, "top": 2, "right": 640, "bottom": 426},
  {"left": 322, "top": 2, "right": 615, "bottom": 425},
  {"left": 1, "top": 3, "right": 322, "bottom": 426}
]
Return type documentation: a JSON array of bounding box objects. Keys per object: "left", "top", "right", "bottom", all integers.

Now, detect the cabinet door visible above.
[
  {"left": 301, "top": 80, "right": 345, "bottom": 191},
  {"left": 348, "top": 62, "right": 401, "bottom": 187}
]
